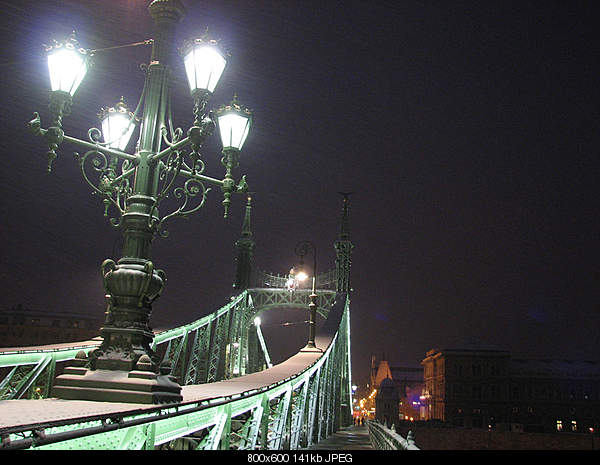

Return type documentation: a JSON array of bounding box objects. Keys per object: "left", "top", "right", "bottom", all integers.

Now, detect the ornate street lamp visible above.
[
  {"left": 183, "top": 38, "right": 226, "bottom": 98},
  {"left": 216, "top": 95, "right": 253, "bottom": 218},
  {"left": 28, "top": 0, "right": 254, "bottom": 404},
  {"left": 294, "top": 241, "right": 321, "bottom": 351},
  {"left": 99, "top": 98, "right": 136, "bottom": 151},
  {"left": 46, "top": 35, "right": 89, "bottom": 96}
]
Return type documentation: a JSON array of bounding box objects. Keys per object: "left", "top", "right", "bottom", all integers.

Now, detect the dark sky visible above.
[{"left": 0, "top": 0, "right": 598, "bottom": 391}]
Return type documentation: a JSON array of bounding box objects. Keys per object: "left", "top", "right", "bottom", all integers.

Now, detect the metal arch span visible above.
[
  {"left": 247, "top": 288, "right": 336, "bottom": 319},
  {"left": 0, "top": 293, "right": 352, "bottom": 450}
]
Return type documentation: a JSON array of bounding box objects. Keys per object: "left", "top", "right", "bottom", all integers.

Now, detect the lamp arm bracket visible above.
[
  {"left": 109, "top": 166, "right": 136, "bottom": 187},
  {"left": 28, "top": 112, "right": 138, "bottom": 172},
  {"left": 148, "top": 136, "right": 191, "bottom": 163},
  {"left": 62, "top": 134, "right": 138, "bottom": 162},
  {"left": 178, "top": 169, "right": 224, "bottom": 188}
]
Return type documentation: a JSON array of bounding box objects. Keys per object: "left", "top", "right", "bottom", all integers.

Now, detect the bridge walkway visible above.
[{"left": 307, "top": 426, "right": 373, "bottom": 450}]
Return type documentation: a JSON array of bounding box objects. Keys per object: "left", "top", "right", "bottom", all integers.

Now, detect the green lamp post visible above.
[
  {"left": 294, "top": 241, "right": 321, "bottom": 352},
  {"left": 28, "top": 0, "right": 253, "bottom": 404}
]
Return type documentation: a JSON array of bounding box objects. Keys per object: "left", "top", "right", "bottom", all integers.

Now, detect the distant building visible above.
[
  {"left": 369, "top": 355, "right": 425, "bottom": 422},
  {"left": 0, "top": 304, "right": 102, "bottom": 347},
  {"left": 421, "top": 342, "right": 600, "bottom": 433},
  {"left": 375, "top": 378, "right": 399, "bottom": 428}
]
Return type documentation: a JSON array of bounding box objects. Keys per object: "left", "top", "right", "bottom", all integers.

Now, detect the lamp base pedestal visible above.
[
  {"left": 53, "top": 367, "right": 182, "bottom": 404},
  {"left": 300, "top": 345, "right": 323, "bottom": 353},
  {"left": 52, "top": 354, "right": 182, "bottom": 404}
]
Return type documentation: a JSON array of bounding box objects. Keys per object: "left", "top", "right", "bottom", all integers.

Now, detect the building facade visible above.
[
  {"left": 421, "top": 344, "right": 600, "bottom": 433},
  {"left": 369, "top": 356, "right": 425, "bottom": 422},
  {"left": 375, "top": 378, "right": 400, "bottom": 427},
  {"left": 0, "top": 304, "right": 102, "bottom": 347}
]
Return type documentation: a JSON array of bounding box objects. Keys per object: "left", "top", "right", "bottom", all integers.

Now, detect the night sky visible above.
[{"left": 0, "top": 1, "right": 598, "bottom": 391}]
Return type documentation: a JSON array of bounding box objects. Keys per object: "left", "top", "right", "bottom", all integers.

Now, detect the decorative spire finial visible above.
[
  {"left": 337, "top": 191, "right": 353, "bottom": 240},
  {"left": 241, "top": 193, "right": 253, "bottom": 238}
]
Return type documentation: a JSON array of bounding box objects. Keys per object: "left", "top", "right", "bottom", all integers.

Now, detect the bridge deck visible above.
[{"left": 307, "top": 425, "right": 373, "bottom": 450}]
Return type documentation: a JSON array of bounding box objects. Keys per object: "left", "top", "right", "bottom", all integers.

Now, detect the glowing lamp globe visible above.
[
  {"left": 46, "top": 35, "right": 89, "bottom": 96},
  {"left": 99, "top": 99, "right": 136, "bottom": 151},
  {"left": 296, "top": 271, "right": 308, "bottom": 282},
  {"left": 183, "top": 39, "right": 226, "bottom": 96},
  {"left": 216, "top": 97, "right": 253, "bottom": 151}
]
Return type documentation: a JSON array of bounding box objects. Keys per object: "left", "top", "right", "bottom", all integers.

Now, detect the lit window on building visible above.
[
  {"left": 571, "top": 420, "right": 577, "bottom": 432},
  {"left": 556, "top": 420, "right": 563, "bottom": 431}
]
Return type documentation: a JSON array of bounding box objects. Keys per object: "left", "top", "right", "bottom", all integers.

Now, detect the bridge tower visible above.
[
  {"left": 334, "top": 193, "right": 354, "bottom": 429},
  {"left": 334, "top": 193, "right": 354, "bottom": 293},
  {"left": 230, "top": 194, "right": 265, "bottom": 376},
  {"left": 233, "top": 194, "right": 255, "bottom": 291}
]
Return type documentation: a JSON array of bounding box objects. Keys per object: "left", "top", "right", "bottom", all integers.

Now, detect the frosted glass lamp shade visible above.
[
  {"left": 217, "top": 112, "right": 252, "bottom": 151},
  {"left": 100, "top": 100, "right": 135, "bottom": 151},
  {"left": 183, "top": 43, "right": 226, "bottom": 95},
  {"left": 47, "top": 46, "right": 88, "bottom": 96}
]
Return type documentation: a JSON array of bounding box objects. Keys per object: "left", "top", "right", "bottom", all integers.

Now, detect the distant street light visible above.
[
  {"left": 294, "top": 240, "right": 320, "bottom": 351},
  {"left": 28, "top": 0, "right": 253, "bottom": 404}
]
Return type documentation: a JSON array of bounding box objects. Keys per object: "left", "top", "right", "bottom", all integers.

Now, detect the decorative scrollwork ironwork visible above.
[
  {"left": 160, "top": 126, "right": 184, "bottom": 148},
  {"left": 87, "top": 127, "right": 103, "bottom": 144},
  {"left": 74, "top": 149, "right": 129, "bottom": 227},
  {"left": 151, "top": 177, "right": 211, "bottom": 238}
]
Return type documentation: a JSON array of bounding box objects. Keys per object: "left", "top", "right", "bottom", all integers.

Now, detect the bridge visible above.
[{"left": 0, "top": 197, "right": 358, "bottom": 451}]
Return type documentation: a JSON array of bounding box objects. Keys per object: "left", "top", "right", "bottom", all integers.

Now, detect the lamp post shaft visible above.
[
  {"left": 296, "top": 240, "right": 318, "bottom": 350},
  {"left": 308, "top": 253, "right": 317, "bottom": 348},
  {"left": 94, "top": 0, "right": 184, "bottom": 368},
  {"left": 118, "top": 0, "right": 185, "bottom": 261}
]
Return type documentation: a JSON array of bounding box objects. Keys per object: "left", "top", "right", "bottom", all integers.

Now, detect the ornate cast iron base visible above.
[
  {"left": 52, "top": 258, "right": 183, "bottom": 404},
  {"left": 53, "top": 351, "right": 182, "bottom": 404}
]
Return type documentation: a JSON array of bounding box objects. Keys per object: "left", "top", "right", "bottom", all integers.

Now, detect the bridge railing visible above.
[
  {"left": 0, "top": 293, "right": 352, "bottom": 450},
  {"left": 366, "top": 420, "right": 420, "bottom": 450}
]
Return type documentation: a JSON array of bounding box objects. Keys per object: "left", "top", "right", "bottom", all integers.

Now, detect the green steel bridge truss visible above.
[{"left": 0, "top": 287, "right": 352, "bottom": 450}]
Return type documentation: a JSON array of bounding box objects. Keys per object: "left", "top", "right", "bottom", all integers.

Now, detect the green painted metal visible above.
[
  {"left": 0, "top": 347, "right": 96, "bottom": 400},
  {"left": 255, "top": 321, "right": 273, "bottom": 369},
  {"left": 0, "top": 192, "right": 355, "bottom": 446},
  {"left": 183, "top": 324, "right": 211, "bottom": 385},
  {"left": 0, "top": 293, "right": 352, "bottom": 450},
  {"left": 335, "top": 194, "right": 354, "bottom": 294}
]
